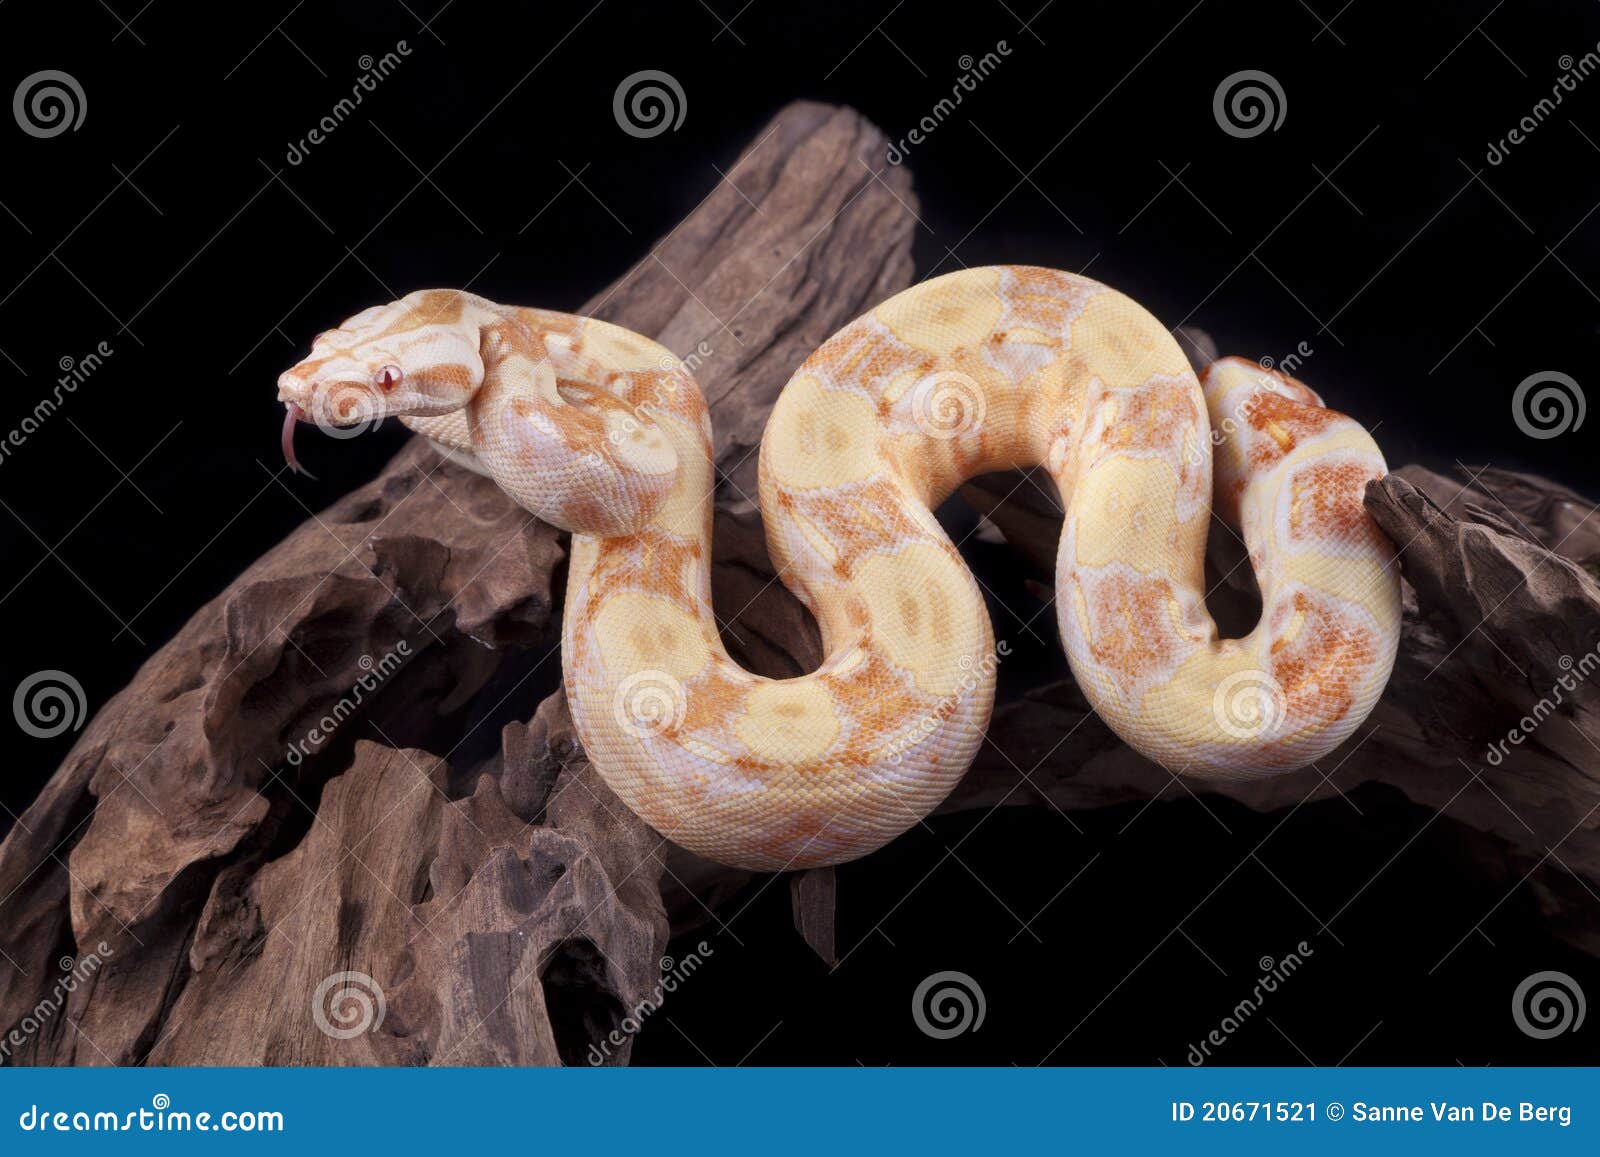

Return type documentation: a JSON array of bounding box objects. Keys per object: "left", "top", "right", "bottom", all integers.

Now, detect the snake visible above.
[{"left": 277, "top": 266, "right": 1401, "bottom": 871}]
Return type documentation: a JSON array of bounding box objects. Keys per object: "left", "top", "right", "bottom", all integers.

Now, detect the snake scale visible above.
[{"left": 278, "top": 266, "right": 1401, "bottom": 870}]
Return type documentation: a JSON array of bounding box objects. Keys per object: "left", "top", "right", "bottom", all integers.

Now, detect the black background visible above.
[{"left": 2, "top": 0, "right": 1597, "bottom": 1065}]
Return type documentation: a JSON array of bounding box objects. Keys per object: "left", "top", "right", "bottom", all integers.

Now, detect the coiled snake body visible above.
[{"left": 279, "top": 267, "right": 1401, "bottom": 870}]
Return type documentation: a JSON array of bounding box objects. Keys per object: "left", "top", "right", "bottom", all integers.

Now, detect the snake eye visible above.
[{"left": 375, "top": 364, "right": 403, "bottom": 391}]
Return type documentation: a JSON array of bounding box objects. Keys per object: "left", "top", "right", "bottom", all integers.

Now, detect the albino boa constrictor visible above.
[{"left": 278, "top": 267, "right": 1401, "bottom": 870}]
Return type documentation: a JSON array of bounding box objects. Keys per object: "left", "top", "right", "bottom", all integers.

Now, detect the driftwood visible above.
[
  {"left": 953, "top": 462, "right": 1600, "bottom": 948},
  {"left": 4, "top": 100, "right": 1598, "bottom": 1067},
  {"left": 0, "top": 101, "right": 905, "bottom": 1065}
]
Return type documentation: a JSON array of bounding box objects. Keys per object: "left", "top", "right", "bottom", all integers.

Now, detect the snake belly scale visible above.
[{"left": 278, "top": 266, "right": 1401, "bottom": 870}]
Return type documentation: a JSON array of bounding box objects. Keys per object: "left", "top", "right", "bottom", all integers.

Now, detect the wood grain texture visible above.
[
  {"left": 0, "top": 101, "right": 915, "bottom": 1066},
  {"left": 943, "top": 465, "right": 1600, "bottom": 957}
]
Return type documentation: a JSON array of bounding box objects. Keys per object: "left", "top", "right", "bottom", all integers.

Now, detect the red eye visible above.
[{"left": 375, "top": 365, "right": 403, "bottom": 391}]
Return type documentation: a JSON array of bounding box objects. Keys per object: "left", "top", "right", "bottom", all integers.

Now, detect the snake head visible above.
[{"left": 277, "top": 291, "right": 487, "bottom": 474}]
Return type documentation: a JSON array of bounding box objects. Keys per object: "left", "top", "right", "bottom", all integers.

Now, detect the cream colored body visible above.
[{"left": 279, "top": 267, "right": 1402, "bottom": 870}]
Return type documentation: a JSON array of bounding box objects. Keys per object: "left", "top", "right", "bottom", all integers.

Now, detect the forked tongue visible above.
[{"left": 281, "top": 403, "right": 317, "bottom": 479}]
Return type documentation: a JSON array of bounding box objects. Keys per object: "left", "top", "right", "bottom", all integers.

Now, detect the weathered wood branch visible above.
[
  {"left": 0, "top": 101, "right": 911, "bottom": 1065},
  {"left": 952, "top": 460, "right": 1600, "bottom": 953}
]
